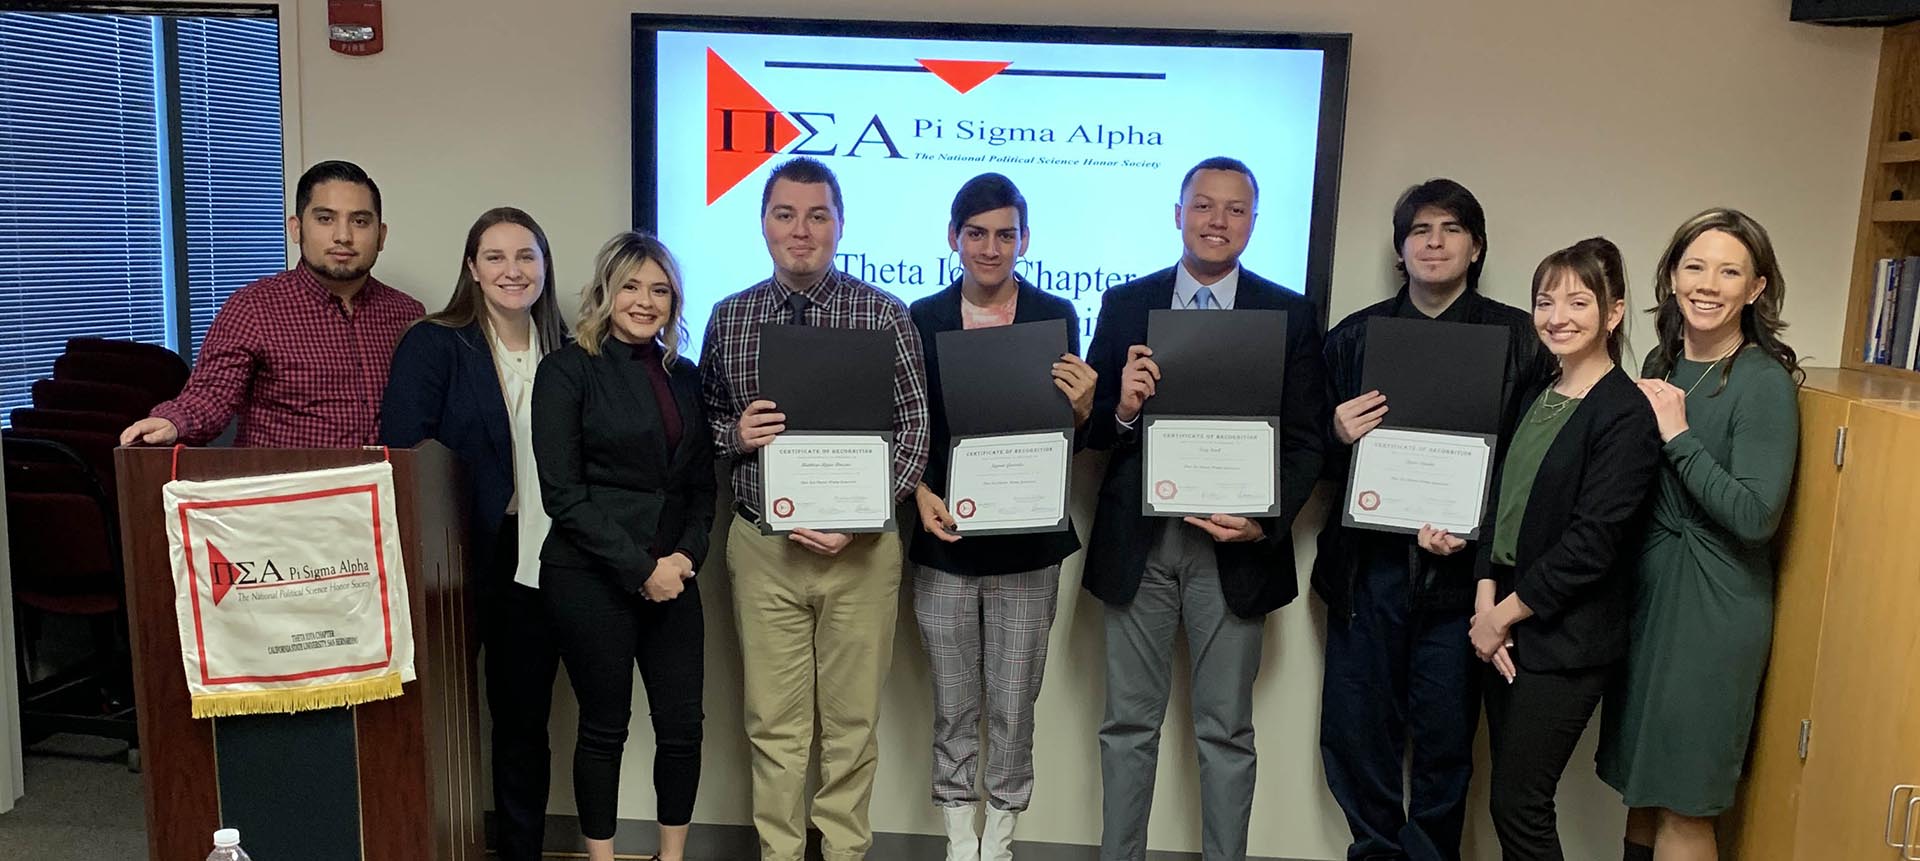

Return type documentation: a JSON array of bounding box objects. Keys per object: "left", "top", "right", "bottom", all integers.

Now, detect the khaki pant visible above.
[{"left": 727, "top": 514, "right": 902, "bottom": 861}]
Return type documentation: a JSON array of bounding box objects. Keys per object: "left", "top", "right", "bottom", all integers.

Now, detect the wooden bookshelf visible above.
[
  {"left": 1844, "top": 22, "right": 1920, "bottom": 380},
  {"left": 1879, "top": 139, "right": 1920, "bottom": 163}
]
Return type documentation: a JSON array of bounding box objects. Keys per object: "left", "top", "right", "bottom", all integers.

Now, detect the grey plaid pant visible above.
[{"left": 912, "top": 563, "right": 1061, "bottom": 811}]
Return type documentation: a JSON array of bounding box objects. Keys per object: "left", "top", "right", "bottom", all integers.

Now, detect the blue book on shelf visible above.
[
  {"left": 1871, "top": 257, "right": 1891, "bottom": 362},
  {"left": 1879, "top": 258, "right": 1902, "bottom": 364},
  {"left": 1894, "top": 258, "right": 1920, "bottom": 367}
]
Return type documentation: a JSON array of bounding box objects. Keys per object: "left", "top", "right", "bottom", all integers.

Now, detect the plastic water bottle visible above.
[{"left": 206, "top": 828, "right": 253, "bottom": 860}]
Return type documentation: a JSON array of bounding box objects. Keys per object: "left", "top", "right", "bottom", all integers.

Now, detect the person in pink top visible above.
[{"left": 121, "top": 160, "right": 424, "bottom": 448}]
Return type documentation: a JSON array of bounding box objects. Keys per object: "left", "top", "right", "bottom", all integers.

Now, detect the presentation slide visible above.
[{"left": 637, "top": 20, "right": 1346, "bottom": 356}]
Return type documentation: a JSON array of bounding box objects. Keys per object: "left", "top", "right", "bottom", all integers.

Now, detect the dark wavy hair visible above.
[
  {"left": 1392, "top": 178, "right": 1487, "bottom": 290},
  {"left": 1643, "top": 208, "right": 1801, "bottom": 394},
  {"left": 423, "top": 207, "right": 565, "bottom": 354},
  {"left": 1531, "top": 236, "right": 1629, "bottom": 365}
]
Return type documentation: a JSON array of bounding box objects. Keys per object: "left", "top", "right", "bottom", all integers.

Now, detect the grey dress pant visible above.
[{"left": 1098, "top": 520, "right": 1267, "bottom": 861}]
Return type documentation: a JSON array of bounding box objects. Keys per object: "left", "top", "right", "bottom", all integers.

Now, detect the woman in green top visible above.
[
  {"left": 1421, "top": 237, "right": 1663, "bottom": 859},
  {"left": 1597, "top": 209, "right": 1801, "bottom": 861}
]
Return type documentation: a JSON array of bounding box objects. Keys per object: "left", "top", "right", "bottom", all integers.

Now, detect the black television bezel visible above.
[
  {"left": 631, "top": 12, "right": 1351, "bottom": 326},
  {"left": 1789, "top": 0, "right": 1920, "bottom": 25}
]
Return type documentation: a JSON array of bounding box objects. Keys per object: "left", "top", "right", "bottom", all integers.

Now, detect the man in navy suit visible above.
[{"left": 1082, "top": 157, "right": 1326, "bottom": 861}]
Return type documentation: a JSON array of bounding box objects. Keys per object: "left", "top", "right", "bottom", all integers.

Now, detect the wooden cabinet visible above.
[
  {"left": 1726, "top": 370, "right": 1920, "bottom": 860},
  {"left": 1723, "top": 387, "right": 1846, "bottom": 859}
]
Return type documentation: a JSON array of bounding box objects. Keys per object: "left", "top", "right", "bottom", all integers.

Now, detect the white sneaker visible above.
[
  {"left": 942, "top": 804, "right": 981, "bottom": 861},
  {"left": 982, "top": 806, "right": 1017, "bottom": 861}
]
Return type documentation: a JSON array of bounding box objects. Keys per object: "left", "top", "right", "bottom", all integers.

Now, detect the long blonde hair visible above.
[{"left": 574, "top": 231, "right": 689, "bottom": 364}]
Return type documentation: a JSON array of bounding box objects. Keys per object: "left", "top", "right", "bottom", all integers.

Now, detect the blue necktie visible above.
[{"left": 1194, "top": 286, "right": 1218, "bottom": 310}]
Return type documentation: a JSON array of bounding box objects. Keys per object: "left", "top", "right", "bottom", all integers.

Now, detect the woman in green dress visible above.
[{"left": 1597, "top": 208, "right": 1801, "bottom": 861}]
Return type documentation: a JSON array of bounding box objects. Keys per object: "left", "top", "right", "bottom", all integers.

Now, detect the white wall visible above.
[{"left": 280, "top": 1, "right": 1879, "bottom": 857}]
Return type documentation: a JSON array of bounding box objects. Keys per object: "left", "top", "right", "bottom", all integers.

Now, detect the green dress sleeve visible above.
[{"left": 1661, "top": 363, "right": 1799, "bottom": 545}]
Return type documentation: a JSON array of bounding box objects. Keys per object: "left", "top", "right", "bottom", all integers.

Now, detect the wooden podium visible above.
[{"left": 115, "top": 445, "right": 481, "bottom": 861}]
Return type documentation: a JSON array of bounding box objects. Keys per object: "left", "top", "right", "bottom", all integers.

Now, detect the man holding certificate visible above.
[
  {"left": 1082, "top": 157, "right": 1327, "bottom": 861},
  {"left": 1312, "top": 179, "right": 1555, "bottom": 861},
  {"left": 906, "top": 174, "right": 1096, "bottom": 861},
  {"left": 699, "top": 157, "right": 931, "bottom": 861}
]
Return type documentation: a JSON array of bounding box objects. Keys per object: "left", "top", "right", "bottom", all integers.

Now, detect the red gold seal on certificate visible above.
[
  {"left": 772, "top": 497, "right": 795, "bottom": 518},
  {"left": 1154, "top": 480, "right": 1178, "bottom": 500},
  {"left": 1357, "top": 490, "right": 1381, "bottom": 511},
  {"left": 956, "top": 498, "right": 976, "bottom": 519}
]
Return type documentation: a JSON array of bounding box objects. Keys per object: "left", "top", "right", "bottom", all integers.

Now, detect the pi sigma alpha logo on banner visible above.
[{"left": 163, "top": 461, "right": 414, "bottom": 718}]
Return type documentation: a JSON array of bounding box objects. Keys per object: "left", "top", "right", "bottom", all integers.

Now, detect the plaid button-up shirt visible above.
[
  {"left": 150, "top": 265, "right": 425, "bottom": 447},
  {"left": 700, "top": 269, "right": 931, "bottom": 512}
]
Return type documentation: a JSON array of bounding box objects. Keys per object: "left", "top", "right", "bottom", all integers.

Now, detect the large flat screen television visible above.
[{"left": 632, "top": 14, "right": 1351, "bottom": 354}]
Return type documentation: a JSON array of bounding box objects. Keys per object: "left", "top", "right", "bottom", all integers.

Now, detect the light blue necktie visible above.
[{"left": 1194, "top": 286, "right": 1219, "bottom": 310}]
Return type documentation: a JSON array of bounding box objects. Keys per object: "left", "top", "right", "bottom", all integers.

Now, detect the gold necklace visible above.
[
  {"left": 1530, "top": 368, "right": 1607, "bottom": 424},
  {"left": 1669, "top": 340, "right": 1744, "bottom": 398},
  {"left": 1531, "top": 390, "right": 1577, "bottom": 424}
]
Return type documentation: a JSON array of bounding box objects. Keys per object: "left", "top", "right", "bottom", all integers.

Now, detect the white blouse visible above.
[{"left": 492, "top": 341, "right": 550, "bottom": 589}]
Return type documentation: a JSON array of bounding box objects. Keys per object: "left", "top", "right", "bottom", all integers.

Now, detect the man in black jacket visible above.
[
  {"left": 1314, "top": 179, "right": 1555, "bottom": 861},
  {"left": 1083, "top": 157, "right": 1326, "bottom": 861}
]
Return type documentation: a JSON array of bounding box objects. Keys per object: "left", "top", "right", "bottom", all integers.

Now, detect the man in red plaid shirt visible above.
[{"left": 120, "top": 160, "right": 424, "bottom": 449}]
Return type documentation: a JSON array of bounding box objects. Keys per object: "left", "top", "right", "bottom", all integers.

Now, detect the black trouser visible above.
[
  {"left": 543, "top": 562, "right": 705, "bottom": 838},
  {"left": 1320, "top": 547, "right": 1479, "bottom": 861},
  {"left": 479, "top": 519, "right": 562, "bottom": 861},
  {"left": 1483, "top": 663, "right": 1610, "bottom": 861}
]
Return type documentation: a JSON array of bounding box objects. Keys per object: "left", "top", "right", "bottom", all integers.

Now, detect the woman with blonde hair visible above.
[{"left": 533, "top": 231, "right": 714, "bottom": 861}]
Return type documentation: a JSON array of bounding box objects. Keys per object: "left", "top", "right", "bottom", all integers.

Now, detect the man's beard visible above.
[{"left": 302, "top": 250, "right": 373, "bottom": 283}]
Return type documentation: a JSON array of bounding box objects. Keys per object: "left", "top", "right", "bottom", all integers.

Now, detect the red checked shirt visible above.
[
  {"left": 700, "top": 269, "right": 931, "bottom": 511},
  {"left": 149, "top": 265, "right": 425, "bottom": 447}
]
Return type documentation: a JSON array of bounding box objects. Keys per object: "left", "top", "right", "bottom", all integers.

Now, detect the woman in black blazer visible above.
[
  {"left": 1423, "top": 237, "right": 1660, "bottom": 860},
  {"left": 532, "top": 232, "right": 715, "bottom": 861},
  {"left": 380, "top": 206, "right": 567, "bottom": 861}
]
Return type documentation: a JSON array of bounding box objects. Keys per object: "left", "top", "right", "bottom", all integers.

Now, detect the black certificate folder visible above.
[
  {"left": 1146, "top": 309, "right": 1288, "bottom": 416},
  {"left": 936, "top": 319, "right": 1073, "bottom": 436},
  {"left": 758, "top": 324, "right": 896, "bottom": 431},
  {"left": 1358, "top": 316, "right": 1508, "bottom": 434}
]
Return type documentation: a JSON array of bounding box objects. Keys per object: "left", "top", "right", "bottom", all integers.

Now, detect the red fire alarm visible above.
[{"left": 328, "top": 0, "right": 382, "bottom": 56}]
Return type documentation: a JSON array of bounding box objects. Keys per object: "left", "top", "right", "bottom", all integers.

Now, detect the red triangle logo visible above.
[
  {"left": 706, "top": 48, "right": 801, "bottom": 205},
  {"left": 917, "top": 59, "right": 1011, "bottom": 94},
  {"left": 208, "top": 541, "right": 235, "bottom": 606}
]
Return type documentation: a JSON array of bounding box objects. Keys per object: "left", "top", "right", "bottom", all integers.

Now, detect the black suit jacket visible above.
[
  {"left": 1491, "top": 366, "right": 1661, "bottom": 672},
  {"left": 1312, "top": 288, "right": 1558, "bottom": 617},
  {"left": 379, "top": 322, "right": 518, "bottom": 576},
  {"left": 1082, "top": 266, "right": 1327, "bottom": 618},
  {"left": 907, "top": 278, "right": 1084, "bottom": 576},
  {"left": 531, "top": 339, "right": 716, "bottom": 594}
]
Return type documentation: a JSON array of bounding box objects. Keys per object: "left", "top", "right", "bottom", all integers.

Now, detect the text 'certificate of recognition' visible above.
[
  {"left": 760, "top": 433, "right": 894, "bottom": 534},
  {"left": 947, "top": 431, "right": 1071, "bottom": 536},
  {"left": 1343, "top": 428, "right": 1494, "bottom": 537},
  {"left": 1142, "top": 418, "right": 1279, "bottom": 517}
]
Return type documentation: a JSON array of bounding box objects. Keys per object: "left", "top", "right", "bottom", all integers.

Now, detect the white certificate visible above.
[
  {"left": 759, "top": 433, "right": 895, "bottom": 534},
  {"left": 946, "top": 431, "right": 1071, "bottom": 535},
  {"left": 1343, "top": 427, "right": 1495, "bottom": 537},
  {"left": 1142, "top": 417, "right": 1279, "bottom": 517}
]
